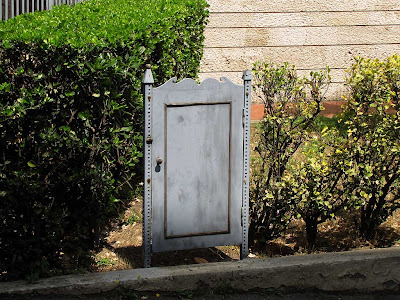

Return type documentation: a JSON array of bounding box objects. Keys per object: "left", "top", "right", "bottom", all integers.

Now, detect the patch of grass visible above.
[
  {"left": 96, "top": 257, "right": 114, "bottom": 267},
  {"left": 126, "top": 211, "right": 142, "bottom": 225},
  {"left": 312, "top": 115, "right": 349, "bottom": 136}
]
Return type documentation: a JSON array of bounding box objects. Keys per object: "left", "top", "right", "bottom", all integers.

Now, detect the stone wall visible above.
[{"left": 199, "top": 0, "right": 400, "bottom": 102}]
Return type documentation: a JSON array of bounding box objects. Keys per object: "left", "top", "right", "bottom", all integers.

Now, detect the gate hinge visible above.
[{"left": 242, "top": 108, "right": 245, "bottom": 127}]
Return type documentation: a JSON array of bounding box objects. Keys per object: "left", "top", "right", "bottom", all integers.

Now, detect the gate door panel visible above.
[
  {"left": 143, "top": 67, "right": 252, "bottom": 267},
  {"left": 165, "top": 102, "right": 231, "bottom": 238}
]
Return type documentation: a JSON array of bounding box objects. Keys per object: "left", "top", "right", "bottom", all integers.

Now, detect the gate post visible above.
[
  {"left": 241, "top": 70, "right": 252, "bottom": 259},
  {"left": 142, "top": 64, "right": 154, "bottom": 268}
]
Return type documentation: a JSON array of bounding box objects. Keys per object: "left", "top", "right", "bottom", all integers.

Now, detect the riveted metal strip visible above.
[
  {"left": 241, "top": 70, "right": 252, "bottom": 259},
  {"left": 143, "top": 75, "right": 153, "bottom": 268}
]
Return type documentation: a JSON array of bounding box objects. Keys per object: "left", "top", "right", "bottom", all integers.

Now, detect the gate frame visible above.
[{"left": 142, "top": 65, "right": 251, "bottom": 267}]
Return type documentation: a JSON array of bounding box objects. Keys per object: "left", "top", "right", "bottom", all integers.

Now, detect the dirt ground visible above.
[
  {"left": 92, "top": 198, "right": 240, "bottom": 272},
  {"left": 92, "top": 197, "right": 400, "bottom": 273}
]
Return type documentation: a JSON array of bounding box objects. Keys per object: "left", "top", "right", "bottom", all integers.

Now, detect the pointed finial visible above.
[
  {"left": 142, "top": 64, "right": 154, "bottom": 84},
  {"left": 242, "top": 70, "right": 252, "bottom": 81}
]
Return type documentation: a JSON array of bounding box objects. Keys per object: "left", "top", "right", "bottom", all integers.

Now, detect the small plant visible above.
[
  {"left": 126, "top": 211, "right": 142, "bottom": 225},
  {"left": 96, "top": 257, "right": 115, "bottom": 267}
]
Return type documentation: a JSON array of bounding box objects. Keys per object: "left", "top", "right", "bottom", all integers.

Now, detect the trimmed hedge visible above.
[{"left": 0, "top": 0, "right": 208, "bottom": 281}]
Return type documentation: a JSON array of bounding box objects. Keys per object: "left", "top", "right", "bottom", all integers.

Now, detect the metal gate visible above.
[
  {"left": 142, "top": 65, "right": 251, "bottom": 267},
  {"left": 1, "top": 0, "right": 85, "bottom": 21}
]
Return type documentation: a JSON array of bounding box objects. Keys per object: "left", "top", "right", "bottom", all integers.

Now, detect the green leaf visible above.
[
  {"left": 119, "top": 127, "right": 132, "bottom": 132},
  {"left": 27, "top": 161, "right": 36, "bottom": 168},
  {"left": 78, "top": 112, "right": 88, "bottom": 121}
]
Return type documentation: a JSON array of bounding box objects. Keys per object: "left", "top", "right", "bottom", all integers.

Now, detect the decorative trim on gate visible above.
[{"left": 155, "top": 76, "right": 243, "bottom": 90}]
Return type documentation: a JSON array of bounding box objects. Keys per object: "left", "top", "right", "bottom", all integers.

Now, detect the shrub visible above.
[
  {"left": 0, "top": 0, "right": 208, "bottom": 281},
  {"left": 337, "top": 55, "right": 400, "bottom": 239},
  {"left": 249, "top": 62, "right": 331, "bottom": 245},
  {"left": 281, "top": 136, "right": 349, "bottom": 247}
]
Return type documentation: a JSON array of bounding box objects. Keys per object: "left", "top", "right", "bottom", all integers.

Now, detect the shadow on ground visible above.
[{"left": 107, "top": 244, "right": 236, "bottom": 269}]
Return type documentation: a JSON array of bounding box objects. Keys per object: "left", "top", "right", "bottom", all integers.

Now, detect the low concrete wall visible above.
[{"left": 1, "top": 248, "right": 399, "bottom": 297}]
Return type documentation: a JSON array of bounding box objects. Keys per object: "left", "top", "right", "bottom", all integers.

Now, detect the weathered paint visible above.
[
  {"left": 145, "top": 73, "right": 251, "bottom": 256},
  {"left": 164, "top": 102, "right": 231, "bottom": 238}
]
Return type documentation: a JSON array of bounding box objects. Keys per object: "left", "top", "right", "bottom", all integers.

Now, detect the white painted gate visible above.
[{"left": 142, "top": 65, "right": 251, "bottom": 267}]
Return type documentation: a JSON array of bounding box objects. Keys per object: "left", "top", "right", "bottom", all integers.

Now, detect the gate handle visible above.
[{"left": 156, "top": 157, "right": 163, "bottom": 165}]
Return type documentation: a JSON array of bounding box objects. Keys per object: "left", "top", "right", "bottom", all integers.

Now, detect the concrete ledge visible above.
[{"left": 1, "top": 248, "right": 400, "bottom": 296}]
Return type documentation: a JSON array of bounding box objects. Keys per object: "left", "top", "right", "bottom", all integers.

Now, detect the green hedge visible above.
[{"left": 0, "top": 0, "right": 208, "bottom": 281}]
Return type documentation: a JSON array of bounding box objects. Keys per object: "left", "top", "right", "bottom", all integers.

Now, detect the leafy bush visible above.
[
  {"left": 281, "top": 136, "right": 349, "bottom": 247},
  {"left": 280, "top": 113, "right": 353, "bottom": 248},
  {"left": 0, "top": 0, "right": 208, "bottom": 80},
  {"left": 0, "top": 0, "right": 208, "bottom": 281},
  {"left": 337, "top": 55, "right": 400, "bottom": 239},
  {"left": 251, "top": 56, "right": 400, "bottom": 249},
  {"left": 249, "top": 62, "right": 331, "bottom": 245}
]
